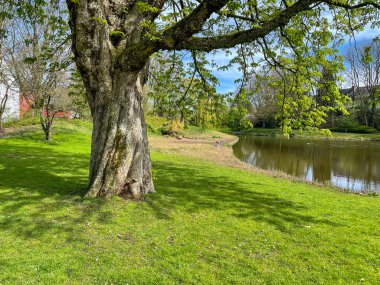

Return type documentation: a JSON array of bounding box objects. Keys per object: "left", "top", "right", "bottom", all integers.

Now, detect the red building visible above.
[{"left": 19, "top": 95, "right": 72, "bottom": 119}]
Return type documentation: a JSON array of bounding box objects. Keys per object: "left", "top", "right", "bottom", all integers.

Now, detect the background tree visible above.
[
  {"left": 361, "top": 42, "right": 380, "bottom": 128},
  {"left": 271, "top": 56, "right": 349, "bottom": 136},
  {"left": 0, "top": 84, "right": 9, "bottom": 131},
  {"left": 63, "top": 0, "right": 380, "bottom": 198},
  {"left": 148, "top": 50, "right": 223, "bottom": 129},
  {"left": 245, "top": 69, "right": 280, "bottom": 128},
  {"left": 0, "top": 36, "right": 10, "bottom": 131},
  {"left": 316, "top": 67, "right": 344, "bottom": 128},
  {"left": 0, "top": 74, "right": 17, "bottom": 131},
  {"left": 345, "top": 39, "right": 380, "bottom": 128},
  {"left": 5, "top": 0, "right": 71, "bottom": 141},
  {"left": 226, "top": 89, "right": 253, "bottom": 131},
  {"left": 68, "top": 68, "right": 91, "bottom": 119},
  {"left": 148, "top": 51, "right": 197, "bottom": 121},
  {"left": 0, "top": 1, "right": 15, "bottom": 131}
]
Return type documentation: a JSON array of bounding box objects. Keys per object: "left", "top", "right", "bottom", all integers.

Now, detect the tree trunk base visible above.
[
  {"left": 85, "top": 71, "right": 155, "bottom": 199},
  {"left": 87, "top": 181, "right": 155, "bottom": 199}
]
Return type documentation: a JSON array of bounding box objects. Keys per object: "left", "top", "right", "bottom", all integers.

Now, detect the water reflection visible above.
[{"left": 233, "top": 136, "right": 380, "bottom": 193}]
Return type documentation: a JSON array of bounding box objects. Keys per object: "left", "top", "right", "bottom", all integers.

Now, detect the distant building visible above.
[
  {"left": 340, "top": 85, "right": 379, "bottom": 103},
  {"left": 0, "top": 83, "right": 20, "bottom": 121},
  {"left": 19, "top": 92, "right": 72, "bottom": 119}
]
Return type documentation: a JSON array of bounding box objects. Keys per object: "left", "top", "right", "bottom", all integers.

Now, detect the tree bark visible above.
[
  {"left": 370, "top": 102, "right": 376, "bottom": 128},
  {"left": 86, "top": 70, "right": 154, "bottom": 198},
  {"left": 40, "top": 107, "right": 52, "bottom": 142},
  {"left": 45, "top": 128, "right": 51, "bottom": 141},
  {"left": 66, "top": 0, "right": 158, "bottom": 198},
  {"left": 0, "top": 114, "right": 3, "bottom": 131},
  {"left": 0, "top": 85, "right": 9, "bottom": 131}
]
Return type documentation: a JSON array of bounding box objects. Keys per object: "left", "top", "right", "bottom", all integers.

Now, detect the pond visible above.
[{"left": 233, "top": 135, "right": 380, "bottom": 193}]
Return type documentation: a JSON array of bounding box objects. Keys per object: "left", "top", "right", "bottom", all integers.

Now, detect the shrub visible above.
[
  {"left": 145, "top": 115, "right": 168, "bottom": 134},
  {"left": 332, "top": 117, "right": 378, "bottom": 134},
  {"left": 158, "top": 121, "right": 184, "bottom": 137}
]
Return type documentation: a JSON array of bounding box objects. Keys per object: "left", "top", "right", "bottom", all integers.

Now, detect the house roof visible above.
[{"left": 339, "top": 85, "right": 379, "bottom": 99}]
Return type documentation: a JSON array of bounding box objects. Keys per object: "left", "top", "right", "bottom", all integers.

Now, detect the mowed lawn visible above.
[{"left": 0, "top": 121, "right": 379, "bottom": 284}]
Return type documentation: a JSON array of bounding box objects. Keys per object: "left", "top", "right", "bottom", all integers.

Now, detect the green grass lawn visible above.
[{"left": 0, "top": 121, "right": 379, "bottom": 284}]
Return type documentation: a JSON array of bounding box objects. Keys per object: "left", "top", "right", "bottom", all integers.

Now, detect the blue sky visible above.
[{"left": 208, "top": 49, "right": 243, "bottom": 94}]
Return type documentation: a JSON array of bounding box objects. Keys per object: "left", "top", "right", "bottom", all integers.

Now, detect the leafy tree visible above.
[
  {"left": 148, "top": 51, "right": 197, "bottom": 120},
  {"left": 62, "top": 0, "right": 380, "bottom": 197},
  {"left": 148, "top": 50, "right": 223, "bottom": 129},
  {"left": 226, "top": 89, "right": 253, "bottom": 131},
  {"left": 272, "top": 57, "right": 348, "bottom": 136},
  {"left": 316, "top": 67, "right": 348, "bottom": 128},
  {"left": 5, "top": 0, "right": 71, "bottom": 141},
  {"left": 68, "top": 68, "right": 91, "bottom": 119}
]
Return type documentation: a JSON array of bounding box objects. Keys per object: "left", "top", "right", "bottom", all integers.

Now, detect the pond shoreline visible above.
[
  {"left": 233, "top": 134, "right": 380, "bottom": 194},
  {"left": 2, "top": 121, "right": 377, "bottom": 195},
  {"left": 233, "top": 128, "right": 380, "bottom": 141},
  {"left": 149, "top": 133, "right": 378, "bottom": 196}
]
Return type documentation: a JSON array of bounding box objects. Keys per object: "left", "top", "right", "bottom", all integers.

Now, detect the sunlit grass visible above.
[{"left": 0, "top": 121, "right": 379, "bottom": 284}]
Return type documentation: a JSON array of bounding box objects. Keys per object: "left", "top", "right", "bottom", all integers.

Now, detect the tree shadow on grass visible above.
[
  {"left": 147, "top": 159, "right": 341, "bottom": 232},
  {"left": 0, "top": 139, "right": 340, "bottom": 241},
  {"left": 0, "top": 142, "right": 112, "bottom": 242}
]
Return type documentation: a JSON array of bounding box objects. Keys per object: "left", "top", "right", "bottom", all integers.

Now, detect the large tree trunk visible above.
[
  {"left": 87, "top": 71, "right": 154, "bottom": 198},
  {"left": 66, "top": 0, "right": 158, "bottom": 198}
]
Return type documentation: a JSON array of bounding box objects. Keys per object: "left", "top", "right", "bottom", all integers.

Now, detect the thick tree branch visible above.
[
  {"left": 161, "top": 0, "right": 319, "bottom": 51},
  {"left": 324, "top": 0, "right": 380, "bottom": 9},
  {"left": 160, "top": 0, "right": 229, "bottom": 48},
  {"left": 160, "top": 0, "right": 380, "bottom": 51}
]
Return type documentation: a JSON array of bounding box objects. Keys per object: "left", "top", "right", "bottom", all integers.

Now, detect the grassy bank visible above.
[
  {"left": 145, "top": 115, "right": 229, "bottom": 140},
  {"left": 238, "top": 127, "right": 380, "bottom": 140},
  {"left": 0, "top": 121, "right": 379, "bottom": 284}
]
